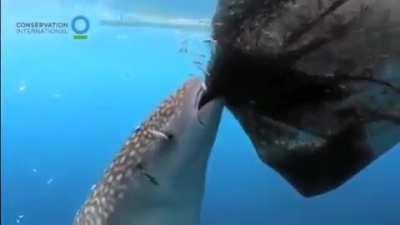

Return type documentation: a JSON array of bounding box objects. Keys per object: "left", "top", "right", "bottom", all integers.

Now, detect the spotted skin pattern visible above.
[{"left": 74, "top": 79, "right": 206, "bottom": 225}]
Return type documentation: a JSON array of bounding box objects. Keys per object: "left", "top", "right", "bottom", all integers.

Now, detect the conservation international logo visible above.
[
  {"left": 71, "top": 15, "right": 90, "bottom": 40},
  {"left": 15, "top": 15, "right": 90, "bottom": 40}
]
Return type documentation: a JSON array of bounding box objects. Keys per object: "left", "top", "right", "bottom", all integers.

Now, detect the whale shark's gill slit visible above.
[
  {"left": 137, "top": 163, "right": 160, "bottom": 186},
  {"left": 143, "top": 173, "right": 160, "bottom": 186}
]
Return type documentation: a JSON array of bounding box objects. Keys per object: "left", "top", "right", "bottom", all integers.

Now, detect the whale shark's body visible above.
[{"left": 73, "top": 78, "right": 223, "bottom": 225}]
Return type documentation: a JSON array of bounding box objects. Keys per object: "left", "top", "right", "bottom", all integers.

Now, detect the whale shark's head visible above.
[
  {"left": 74, "top": 78, "right": 223, "bottom": 225},
  {"left": 158, "top": 78, "right": 223, "bottom": 170},
  {"left": 131, "top": 78, "right": 224, "bottom": 176}
]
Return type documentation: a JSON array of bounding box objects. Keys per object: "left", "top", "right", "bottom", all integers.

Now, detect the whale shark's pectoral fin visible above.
[{"left": 228, "top": 80, "right": 400, "bottom": 197}]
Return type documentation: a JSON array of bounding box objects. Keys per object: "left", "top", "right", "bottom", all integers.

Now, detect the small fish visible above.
[
  {"left": 203, "top": 39, "right": 214, "bottom": 45},
  {"left": 52, "top": 93, "right": 62, "bottom": 99},
  {"left": 74, "top": 78, "right": 223, "bottom": 225},
  {"left": 179, "top": 47, "right": 188, "bottom": 53},
  {"left": 193, "top": 60, "right": 203, "bottom": 66},
  {"left": 134, "top": 125, "right": 142, "bottom": 133},
  {"left": 18, "top": 84, "right": 27, "bottom": 93},
  {"left": 16, "top": 215, "right": 24, "bottom": 224}
]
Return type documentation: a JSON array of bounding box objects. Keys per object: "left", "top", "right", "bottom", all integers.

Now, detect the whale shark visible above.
[{"left": 73, "top": 78, "right": 223, "bottom": 225}]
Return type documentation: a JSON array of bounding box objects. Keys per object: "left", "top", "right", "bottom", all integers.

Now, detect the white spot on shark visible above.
[
  {"left": 90, "top": 184, "right": 96, "bottom": 191},
  {"left": 147, "top": 129, "right": 169, "bottom": 140}
]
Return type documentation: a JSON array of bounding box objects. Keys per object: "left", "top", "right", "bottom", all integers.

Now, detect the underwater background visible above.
[{"left": 1, "top": 0, "right": 399, "bottom": 225}]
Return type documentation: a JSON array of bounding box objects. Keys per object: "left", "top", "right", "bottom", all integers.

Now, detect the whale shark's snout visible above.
[
  {"left": 73, "top": 78, "right": 223, "bottom": 225},
  {"left": 183, "top": 78, "right": 221, "bottom": 128}
]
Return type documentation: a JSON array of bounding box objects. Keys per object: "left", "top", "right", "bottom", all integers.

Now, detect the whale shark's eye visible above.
[{"left": 166, "top": 133, "right": 174, "bottom": 140}]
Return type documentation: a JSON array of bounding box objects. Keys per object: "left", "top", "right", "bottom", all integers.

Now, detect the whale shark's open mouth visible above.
[
  {"left": 196, "top": 82, "right": 208, "bottom": 126},
  {"left": 198, "top": 86, "right": 214, "bottom": 110},
  {"left": 196, "top": 84, "right": 206, "bottom": 109}
]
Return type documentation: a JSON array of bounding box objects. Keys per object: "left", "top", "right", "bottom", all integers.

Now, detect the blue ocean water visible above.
[{"left": 1, "top": 1, "right": 399, "bottom": 225}]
